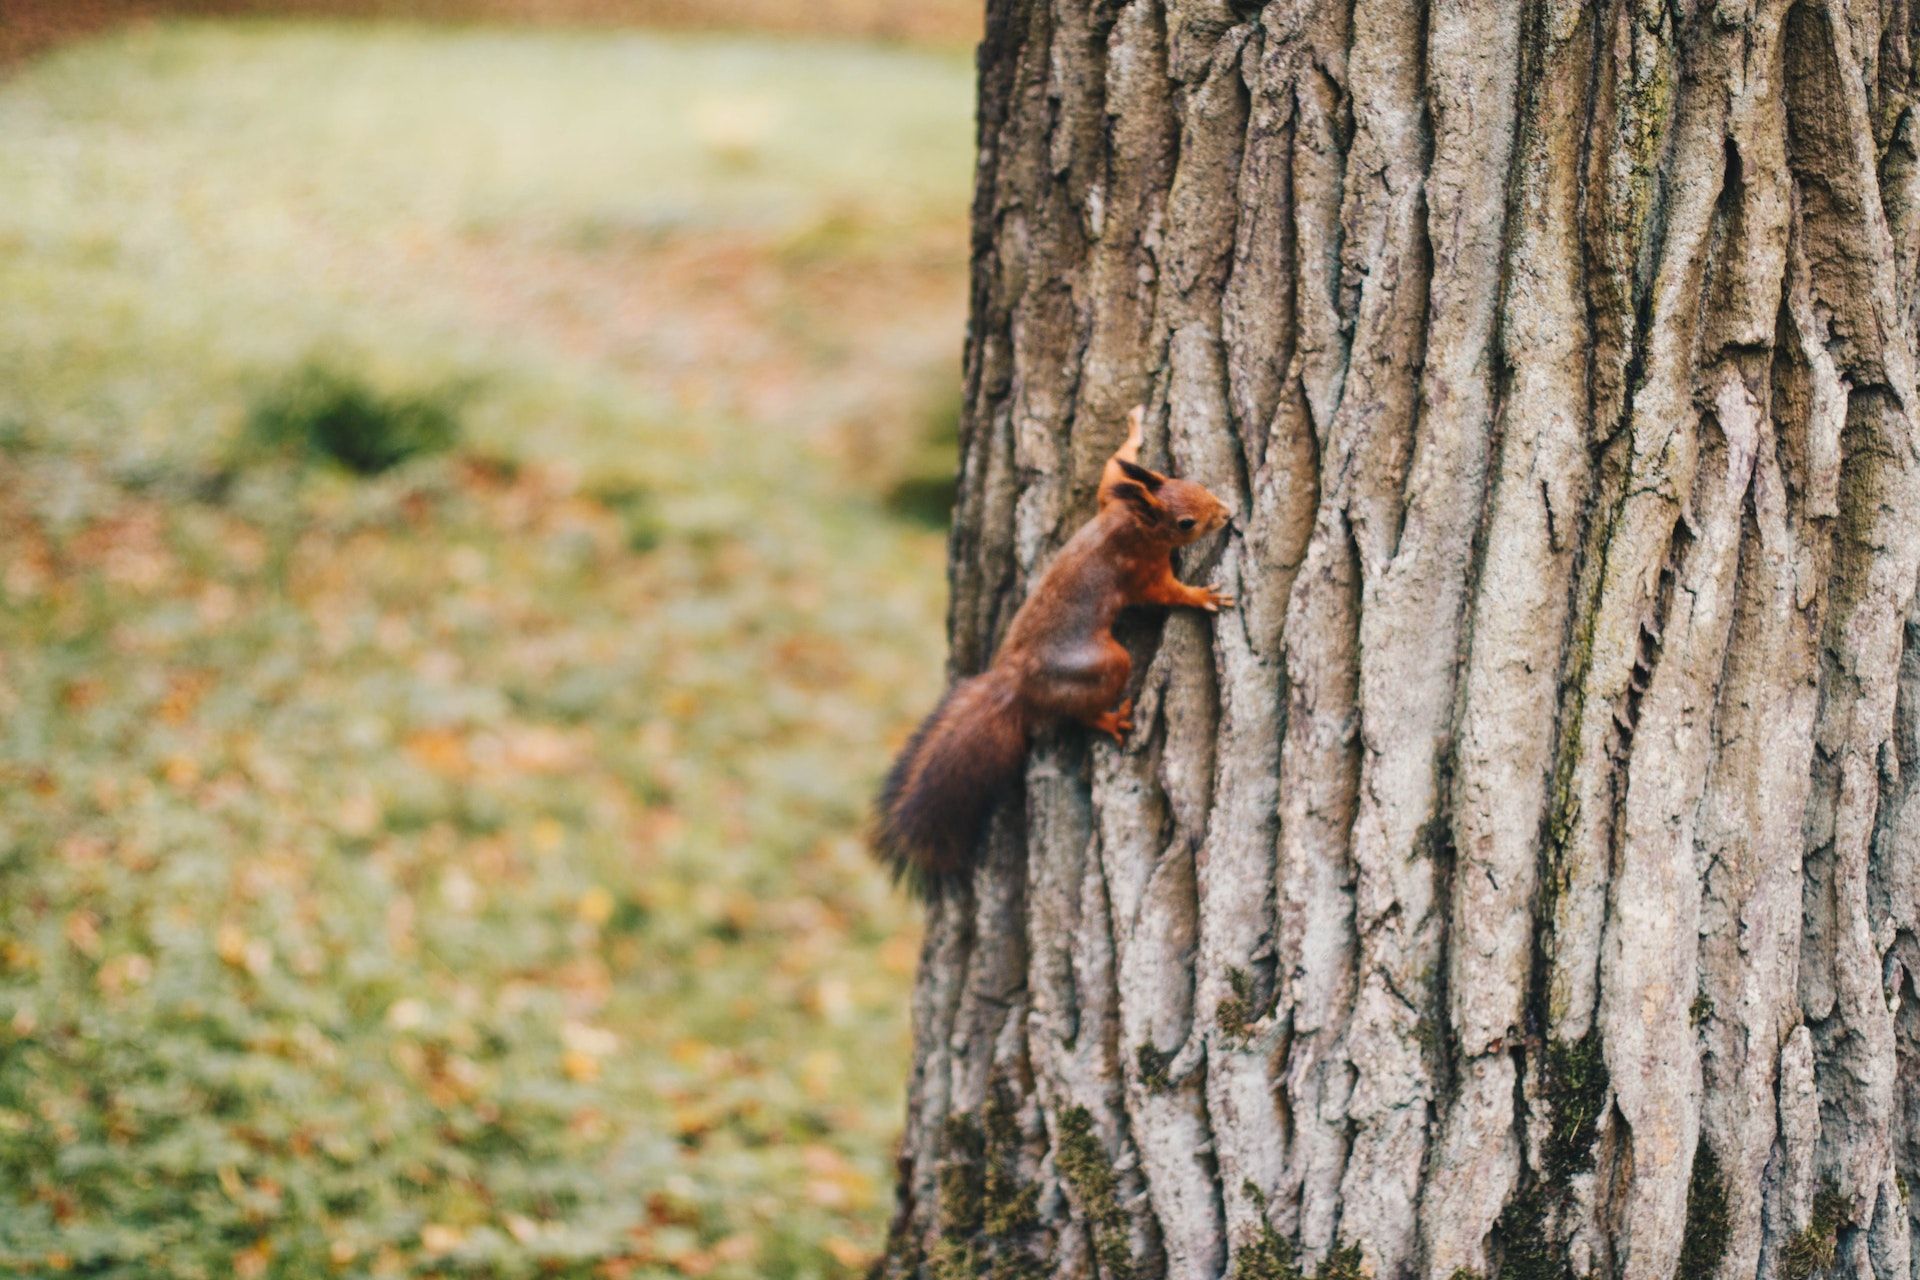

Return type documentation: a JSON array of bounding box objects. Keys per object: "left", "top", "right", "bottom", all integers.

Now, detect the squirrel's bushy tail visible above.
[{"left": 874, "top": 669, "right": 1028, "bottom": 892}]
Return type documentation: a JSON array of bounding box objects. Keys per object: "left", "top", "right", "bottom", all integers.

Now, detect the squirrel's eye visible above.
[{"left": 1178, "top": 517, "right": 1197, "bottom": 530}]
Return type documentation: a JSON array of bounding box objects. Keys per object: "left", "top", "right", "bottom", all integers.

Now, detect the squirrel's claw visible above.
[
  {"left": 1202, "top": 586, "right": 1236, "bottom": 612},
  {"left": 1092, "top": 700, "right": 1135, "bottom": 745}
]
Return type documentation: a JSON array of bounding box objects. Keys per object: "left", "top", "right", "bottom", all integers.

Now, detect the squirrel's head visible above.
[{"left": 1107, "top": 459, "right": 1232, "bottom": 546}]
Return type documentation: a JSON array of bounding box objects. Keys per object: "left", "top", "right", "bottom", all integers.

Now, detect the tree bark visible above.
[{"left": 882, "top": 0, "right": 1920, "bottom": 1276}]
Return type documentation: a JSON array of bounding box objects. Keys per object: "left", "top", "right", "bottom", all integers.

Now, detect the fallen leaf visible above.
[
  {"left": 419, "top": 1224, "right": 463, "bottom": 1255},
  {"left": 405, "top": 728, "right": 469, "bottom": 776},
  {"left": 233, "top": 1240, "right": 271, "bottom": 1280},
  {"left": 822, "top": 1236, "right": 872, "bottom": 1268},
  {"left": 577, "top": 886, "right": 616, "bottom": 926},
  {"left": 216, "top": 923, "right": 248, "bottom": 968},
  {"left": 386, "top": 999, "right": 428, "bottom": 1031},
  {"left": 64, "top": 913, "right": 101, "bottom": 959}
]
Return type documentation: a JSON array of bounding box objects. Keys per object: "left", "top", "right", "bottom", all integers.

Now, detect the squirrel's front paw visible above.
[
  {"left": 1200, "top": 585, "right": 1236, "bottom": 612},
  {"left": 1090, "top": 701, "right": 1134, "bottom": 745}
]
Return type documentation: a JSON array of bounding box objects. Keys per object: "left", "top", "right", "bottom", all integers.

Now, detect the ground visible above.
[{"left": 0, "top": 22, "right": 968, "bottom": 1278}]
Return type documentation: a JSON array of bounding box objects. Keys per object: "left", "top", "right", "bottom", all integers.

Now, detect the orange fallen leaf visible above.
[
  {"left": 577, "top": 886, "right": 616, "bottom": 926},
  {"left": 217, "top": 924, "right": 249, "bottom": 968},
  {"left": 64, "top": 913, "right": 101, "bottom": 959},
  {"left": 822, "top": 1236, "right": 873, "bottom": 1268},
  {"left": 162, "top": 755, "right": 200, "bottom": 788},
  {"left": 234, "top": 1240, "right": 271, "bottom": 1280},
  {"left": 420, "top": 1224, "right": 463, "bottom": 1255},
  {"left": 405, "top": 728, "right": 469, "bottom": 776}
]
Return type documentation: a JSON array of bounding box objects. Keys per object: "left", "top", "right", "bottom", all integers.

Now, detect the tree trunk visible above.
[{"left": 882, "top": 0, "right": 1920, "bottom": 1276}]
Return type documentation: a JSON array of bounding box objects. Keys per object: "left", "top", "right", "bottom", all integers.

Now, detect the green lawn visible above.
[{"left": 0, "top": 21, "right": 969, "bottom": 1279}]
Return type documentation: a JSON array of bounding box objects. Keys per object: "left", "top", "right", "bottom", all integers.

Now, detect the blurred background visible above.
[{"left": 0, "top": 2, "right": 976, "bottom": 1275}]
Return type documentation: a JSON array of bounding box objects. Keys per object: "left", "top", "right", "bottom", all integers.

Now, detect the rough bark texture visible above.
[{"left": 881, "top": 0, "right": 1920, "bottom": 1276}]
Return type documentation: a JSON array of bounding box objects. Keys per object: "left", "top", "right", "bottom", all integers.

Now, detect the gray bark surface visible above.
[{"left": 882, "top": 0, "right": 1920, "bottom": 1276}]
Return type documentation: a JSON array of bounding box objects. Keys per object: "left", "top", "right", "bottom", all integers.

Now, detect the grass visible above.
[
  {"left": 243, "top": 363, "right": 466, "bottom": 474},
  {"left": 0, "top": 20, "right": 970, "bottom": 1279}
]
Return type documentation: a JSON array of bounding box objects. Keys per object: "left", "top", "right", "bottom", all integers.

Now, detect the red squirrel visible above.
[{"left": 874, "top": 406, "right": 1235, "bottom": 886}]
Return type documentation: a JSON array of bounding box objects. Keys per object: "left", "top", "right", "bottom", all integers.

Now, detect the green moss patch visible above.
[
  {"left": 1492, "top": 1182, "right": 1568, "bottom": 1280},
  {"left": 1136, "top": 1042, "right": 1175, "bottom": 1094},
  {"left": 1488, "top": 1032, "right": 1611, "bottom": 1279},
  {"left": 1677, "top": 1141, "right": 1732, "bottom": 1278},
  {"left": 1218, "top": 966, "right": 1278, "bottom": 1041},
  {"left": 1542, "top": 1033, "right": 1609, "bottom": 1181},
  {"left": 1781, "top": 1186, "right": 1849, "bottom": 1280},
  {"left": 1230, "top": 1183, "right": 1372, "bottom": 1280},
  {"left": 1056, "top": 1106, "right": 1134, "bottom": 1280},
  {"left": 935, "top": 1090, "right": 1040, "bottom": 1276}
]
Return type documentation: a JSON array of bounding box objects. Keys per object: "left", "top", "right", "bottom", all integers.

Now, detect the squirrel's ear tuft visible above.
[
  {"left": 1109, "top": 480, "right": 1163, "bottom": 519},
  {"left": 1115, "top": 458, "right": 1165, "bottom": 491}
]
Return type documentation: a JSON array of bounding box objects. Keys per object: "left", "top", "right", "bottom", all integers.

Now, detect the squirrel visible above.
[{"left": 873, "top": 406, "right": 1235, "bottom": 889}]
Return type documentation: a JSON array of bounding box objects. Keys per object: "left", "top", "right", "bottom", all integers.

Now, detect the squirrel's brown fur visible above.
[{"left": 874, "top": 406, "right": 1235, "bottom": 890}]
